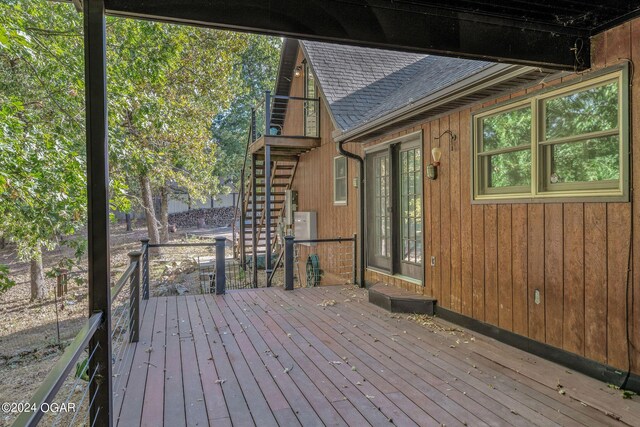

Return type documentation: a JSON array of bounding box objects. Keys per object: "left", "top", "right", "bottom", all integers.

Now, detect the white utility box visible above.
[{"left": 294, "top": 211, "right": 317, "bottom": 246}]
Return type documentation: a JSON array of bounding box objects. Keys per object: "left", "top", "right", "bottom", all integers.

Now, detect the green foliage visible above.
[
  {"left": 211, "top": 36, "right": 282, "bottom": 189},
  {"left": 75, "top": 357, "right": 89, "bottom": 381},
  {"left": 0, "top": 0, "right": 281, "bottom": 281},
  {"left": 545, "top": 82, "right": 620, "bottom": 184},
  {"left": 545, "top": 82, "right": 618, "bottom": 140},
  {"left": 0, "top": 265, "right": 16, "bottom": 293},
  {"left": 481, "top": 106, "right": 532, "bottom": 189},
  {"left": 0, "top": 1, "right": 86, "bottom": 274},
  {"left": 480, "top": 79, "right": 620, "bottom": 189}
]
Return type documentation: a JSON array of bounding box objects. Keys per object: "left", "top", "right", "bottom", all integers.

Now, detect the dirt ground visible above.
[{"left": 0, "top": 222, "right": 230, "bottom": 426}]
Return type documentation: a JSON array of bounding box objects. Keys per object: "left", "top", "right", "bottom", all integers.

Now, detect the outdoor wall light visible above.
[
  {"left": 427, "top": 147, "right": 442, "bottom": 180},
  {"left": 294, "top": 65, "right": 303, "bottom": 77},
  {"left": 427, "top": 130, "right": 457, "bottom": 180}
]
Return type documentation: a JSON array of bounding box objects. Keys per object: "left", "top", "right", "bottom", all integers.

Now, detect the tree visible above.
[
  {"left": 212, "top": 36, "right": 282, "bottom": 191},
  {"left": 106, "top": 20, "right": 264, "bottom": 242},
  {"left": 0, "top": 1, "right": 86, "bottom": 299}
]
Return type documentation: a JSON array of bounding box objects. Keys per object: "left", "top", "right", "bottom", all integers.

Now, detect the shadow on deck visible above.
[{"left": 113, "top": 286, "right": 640, "bottom": 426}]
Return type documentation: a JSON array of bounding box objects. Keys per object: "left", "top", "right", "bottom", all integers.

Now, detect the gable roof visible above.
[
  {"left": 272, "top": 39, "right": 558, "bottom": 142},
  {"left": 300, "top": 41, "right": 493, "bottom": 133}
]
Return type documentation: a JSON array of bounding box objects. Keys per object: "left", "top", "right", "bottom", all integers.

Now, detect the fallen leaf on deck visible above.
[{"left": 318, "top": 299, "right": 336, "bottom": 307}]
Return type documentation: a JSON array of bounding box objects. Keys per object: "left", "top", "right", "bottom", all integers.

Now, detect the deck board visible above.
[{"left": 115, "top": 286, "right": 640, "bottom": 427}]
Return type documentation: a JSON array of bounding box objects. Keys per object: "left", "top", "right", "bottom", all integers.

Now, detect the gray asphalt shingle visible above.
[{"left": 300, "top": 41, "right": 494, "bottom": 132}]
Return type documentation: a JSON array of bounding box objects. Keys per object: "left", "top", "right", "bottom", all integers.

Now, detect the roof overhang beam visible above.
[{"left": 104, "top": 0, "right": 591, "bottom": 70}]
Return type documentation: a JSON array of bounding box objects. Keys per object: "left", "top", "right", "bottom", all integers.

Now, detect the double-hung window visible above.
[
  {"left": 334, "top": 155, "right": 348, "bottom": 205},
  {"left": 473, "top": 67, "right": 628, "bottom": 201}
]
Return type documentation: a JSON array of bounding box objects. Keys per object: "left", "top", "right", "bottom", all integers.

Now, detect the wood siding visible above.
[{"left": 285, "top": 20, "right": 640, "bottom": 374}]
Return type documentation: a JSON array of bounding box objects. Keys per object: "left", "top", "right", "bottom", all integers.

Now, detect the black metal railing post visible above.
[
  {"left": 264, "top": 90, "right": 273, "bottom": 286},
  {"left": 215, "top": 236, "right": 226, "bottom": 295},
  {"left": 251, "top": 154, "right": 258, "bottom": 287},
  {"left": 128, "top": 251, "right": 141, "bottom": 343},
  {"left": 284, "top": 236, "right": 294, "bottom": 291},
  {"left": 352, "top": 233, "right": 358, "bottom": 286},
  {"left": 141, "top": 238, "right": 150, "bottom": 300}
]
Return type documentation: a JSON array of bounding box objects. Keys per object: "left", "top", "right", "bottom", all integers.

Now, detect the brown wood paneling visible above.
[
  {"left": 472, "top": 204, "right": 485, "bottom": 321},
  {"left": 584, "top": 203, "right": 608, "bottom": 364},
  {"left": 285, "top": 21, "right": 640, "bottom": 374},
  {"left": 631, "top": 18, "right": 640, "bottom": 374},
  {"left": 511, "top": 205, "right": 528, "bottom": 336},
  {"left": 484, "top": 205, "right": 498, "bottom": 325},
  {"left": 430, "top": 120, "right": 442, "bottom": 301},
  {"left": 607, "top": 204, "right": 631, "bottom": 369},
  {"left": 544, "top": 204, "right": 563, "bottom": 348},
  {"left": 439, "top": 116, "right": 452, "bottom": 308},
  {"left": 604, "top": 21, "right": 631, "bottom": 68},
  {"left": 528, "top": 204, "right": 545, "bottom": 343},
  {"left": 497, "top": 205, "right": 513, "bottom": 331},
  {"left": 590, "top": 32, "right": 606, "bottom": 68},
  {"left": 563, "top": 203, "right": 585, "bottom": 356},
  {"left": 449, "top": 112, "right": 462, "bottom": 312},
  {"left": 459, "top": 110, "right": 473, "bottom": 317}
]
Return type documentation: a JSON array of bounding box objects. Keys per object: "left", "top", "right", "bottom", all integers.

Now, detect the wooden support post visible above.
[
  {"left": 84, "top": 0, "right": 112, "bottom": 424},
  {"left": 56, "top": 273, "right": 64, "bottom": 298},
  {"left": 284, "top": 236, "right": 294, "bottom": 291},
  {"left": 215, "top": 237, "right": 226, "bottom": 295},
  {"left": 56, "top": 269, "right": 69, "bottom": 297},
  {"left": 128, "top": 251, "right": 141, "bottom": 343},
  {"left": 264, "top": 90, "right": 272, "bottom": 286}
]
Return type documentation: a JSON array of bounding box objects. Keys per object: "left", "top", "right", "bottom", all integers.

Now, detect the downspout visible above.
[{"left": 337, "top": 141, "right": 366, "bottom": 288}]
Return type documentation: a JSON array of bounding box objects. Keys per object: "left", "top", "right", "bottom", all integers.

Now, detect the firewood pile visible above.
[{"left": 168, "top": 206, "right": 235, "bottom": 229}]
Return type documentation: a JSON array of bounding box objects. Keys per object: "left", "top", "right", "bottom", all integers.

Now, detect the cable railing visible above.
[
  {"left": 12, "top": 252, "right": 141, "bottom": 427},
  {"left": 140, "top": 237, "right": 258, "bottom": 296},
  {"left": 277, "top": 235, "right": 358, "bottom": 290}
]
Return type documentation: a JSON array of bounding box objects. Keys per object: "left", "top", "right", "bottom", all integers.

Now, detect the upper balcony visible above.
[{"left": 249, "top": 92, "right": 322, "bottom": 158}]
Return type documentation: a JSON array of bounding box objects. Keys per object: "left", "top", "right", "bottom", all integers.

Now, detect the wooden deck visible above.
[{"left": 114, "top": 286, "right": 640, "bottom": 426}]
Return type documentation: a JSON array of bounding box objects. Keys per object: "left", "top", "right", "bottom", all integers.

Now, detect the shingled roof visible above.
[{"left": 299, "top": 40, "right": 493, "bottom": 133}]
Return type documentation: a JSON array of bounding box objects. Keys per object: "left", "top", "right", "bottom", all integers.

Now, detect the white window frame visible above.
[
  {"left": 472, "top": 66, "right": 629, "bottom": 203},
  {"left": 333, "top": 155, "right": 348, "bottom": 205}
]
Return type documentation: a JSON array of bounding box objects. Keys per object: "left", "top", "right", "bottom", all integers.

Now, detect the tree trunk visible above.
[
  {"left": 140, "top": 174, "right": 160, "bottom": 244},
  {"left": 30, "top": 249, "right": 46, "bottom": 300},
  {"left": 159, "top": 184, "right": 169, "bottom": 243},
  {"left": 125, "top": 212, "right": 132, "bottom": 232}
]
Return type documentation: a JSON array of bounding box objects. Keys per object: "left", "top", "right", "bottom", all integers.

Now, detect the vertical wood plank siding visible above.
[{"left": 284, "top": 19, "right": 639, "bottom": 373}]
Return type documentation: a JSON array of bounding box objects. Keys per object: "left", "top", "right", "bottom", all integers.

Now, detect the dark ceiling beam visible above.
[{"left": 104, "top": 0, "right": 590, "bottom": 70}]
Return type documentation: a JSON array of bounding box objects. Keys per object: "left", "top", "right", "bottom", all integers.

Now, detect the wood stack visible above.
[{"left": 168, "top": 206, "right": 235, "bottom": 229}]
